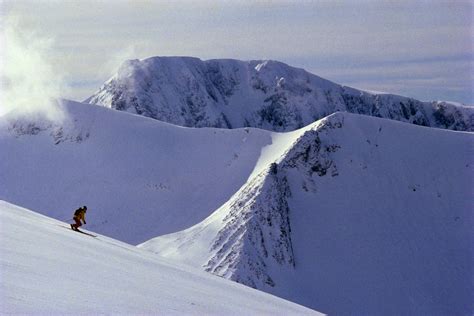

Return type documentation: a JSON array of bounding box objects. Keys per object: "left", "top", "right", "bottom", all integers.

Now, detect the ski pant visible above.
[{"left": 72, "top": 217, "right": 82, "bottom": 229}]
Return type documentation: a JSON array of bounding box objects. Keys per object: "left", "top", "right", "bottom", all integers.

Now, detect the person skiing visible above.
[{"left": 71, "top": 206, "right": 87, "bottom": 231}]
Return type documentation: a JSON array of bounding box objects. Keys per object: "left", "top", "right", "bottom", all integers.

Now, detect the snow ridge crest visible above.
[
  {"left": 205, "top": 168, "right": 294, "bottom": 289},
  {"left": 205, "top": 113, "right": 345, "bottom": 289}
]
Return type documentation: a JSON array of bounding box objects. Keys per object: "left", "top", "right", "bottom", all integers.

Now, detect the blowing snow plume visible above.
[{"left": 0, "top": 15, "right": 66, "bottom": 121}]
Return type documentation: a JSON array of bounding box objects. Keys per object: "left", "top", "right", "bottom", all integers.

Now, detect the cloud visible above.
[
  {"left": 102, "top": 45, "right": 140, "bottom": 79},
  {"left": 0, "top": 14, "right": 67, "bottom": 120},
  {"left": 2, "top": 1, "right": 471, "bottom": 104}
]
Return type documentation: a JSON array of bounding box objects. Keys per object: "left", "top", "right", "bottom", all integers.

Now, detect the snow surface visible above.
[
  {"left": 0, "top": 200, "right": 320, "bottom": 315},
  {"left": 0, "top": 99, "right": 275, "bottom": 244},
  {"left": 0, "top": 99, "right": 321, "bottom": 245},
  {"left": 140, "top": 112, "right": 474, "bottom": 315},
  {"left": 2, "top": 98, "right": 473, "bottom": 314}
]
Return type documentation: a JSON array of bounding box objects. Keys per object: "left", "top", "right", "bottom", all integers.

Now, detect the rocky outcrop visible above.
[
  {"left": 204, "top": 114, "right": 345, "bottom": 289},
  {"left": 86, "top": 56, "right": 474, "bottom": 132}
]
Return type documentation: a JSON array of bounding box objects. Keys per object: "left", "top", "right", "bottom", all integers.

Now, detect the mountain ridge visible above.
[
  {"left": 2, "top": 99, "right": 472, "bottom": 314},
  {"left": 0, "top": 99, "right": 276, "bottom": 244},
  {"left": 140, "top": 111, "right": 474, "bottom": 314},
  {"left": 86, "top": 56, "right": 473, "bottom": 132}
]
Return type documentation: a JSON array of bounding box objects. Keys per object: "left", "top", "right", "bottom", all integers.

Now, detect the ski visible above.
[
  {"left": 59, "top": 225, "right": 97, "bottom": 237},
  {"left": 73, "top": 229, "right": 97, "bottom": 238}
]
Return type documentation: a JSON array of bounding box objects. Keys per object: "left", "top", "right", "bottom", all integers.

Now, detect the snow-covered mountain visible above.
[
  {"left": 2, "top": 99, "right": 472, "bottom": 314},
  {"left": 0, "top": 200, "right": 319, "bottom": 315},
  {"left": 140, "top": 112, "right": 474, "bottom": 315},
  {"left": 0, "top": 99, "right": 275, "bottom": 244},
  {"left": 86, "top": 56, "right": 473, "bottom": 132}
]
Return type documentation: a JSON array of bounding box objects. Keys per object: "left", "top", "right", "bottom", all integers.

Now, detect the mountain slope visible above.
[
  {"left": 86, "top": 56, "right": 473, "bottom": 132},
  {"left": 0, "top": 99, "right": 278, "bottom": 244},
  {"left": 0, "top": 200, "right": 319, "bottom": 315},
  {"left": 140, "top": 112, "right": 474, "bottom": 315}
]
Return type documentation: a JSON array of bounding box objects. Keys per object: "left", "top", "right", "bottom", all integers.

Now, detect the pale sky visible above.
[{"left": 1, "top": 0, "right": 473, "bottom": 104}]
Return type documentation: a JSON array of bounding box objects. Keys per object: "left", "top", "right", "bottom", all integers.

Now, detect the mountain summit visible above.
[{"left": 86, "top": 56, "right": 473, "bottom": 132}]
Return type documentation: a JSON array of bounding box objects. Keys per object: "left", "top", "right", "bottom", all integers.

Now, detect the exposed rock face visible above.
[
  {"left": 204, "top": 168, "right": 295, "bottom": 289},
  {"left": 204, "top": 114, "right": 345, "bottom": 290},
  {"left": 86, "top": 56, "right": 473, "bottom": 132},
  {"left": 7, "top": 117, "right": 90, "bottom": 145}
]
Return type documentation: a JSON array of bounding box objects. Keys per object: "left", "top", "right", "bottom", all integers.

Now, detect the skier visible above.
[{"left": 71, "top": 206, "right": 87, "bottom": 231}]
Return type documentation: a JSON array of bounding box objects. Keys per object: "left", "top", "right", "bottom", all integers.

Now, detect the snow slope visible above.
[
  {"left": 2, "top": 99, "right": 472, "bottom": 314},
  {"left": 0, "top": 99, "right": 276, "bottom": 244},
  {"left": 0, "top": 200, "right": 319, "bottom": 315},
  {"left": 86, "top": 56, "right": 473, "bottom": 132},
  {"left": 140, "top": 112, "right": 474, "bottom": 315}
]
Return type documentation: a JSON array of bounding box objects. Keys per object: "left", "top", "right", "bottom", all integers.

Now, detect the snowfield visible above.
[
  {"left": 0, "top": 99, "right": 275, "bottom": 244},
  {"left": 0, "top": 200, "right": 320, "bottom": 315},
  {"left": 1, "top": 99, "right": 473, "bottom": 315},
  {"left": 140, "top": 112, "right": 474, "bottom": 315}
]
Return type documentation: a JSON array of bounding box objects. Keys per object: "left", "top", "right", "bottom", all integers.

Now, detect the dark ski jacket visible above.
[{"left": 73, "top": 207, "right": 86, "bottom": 223}]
